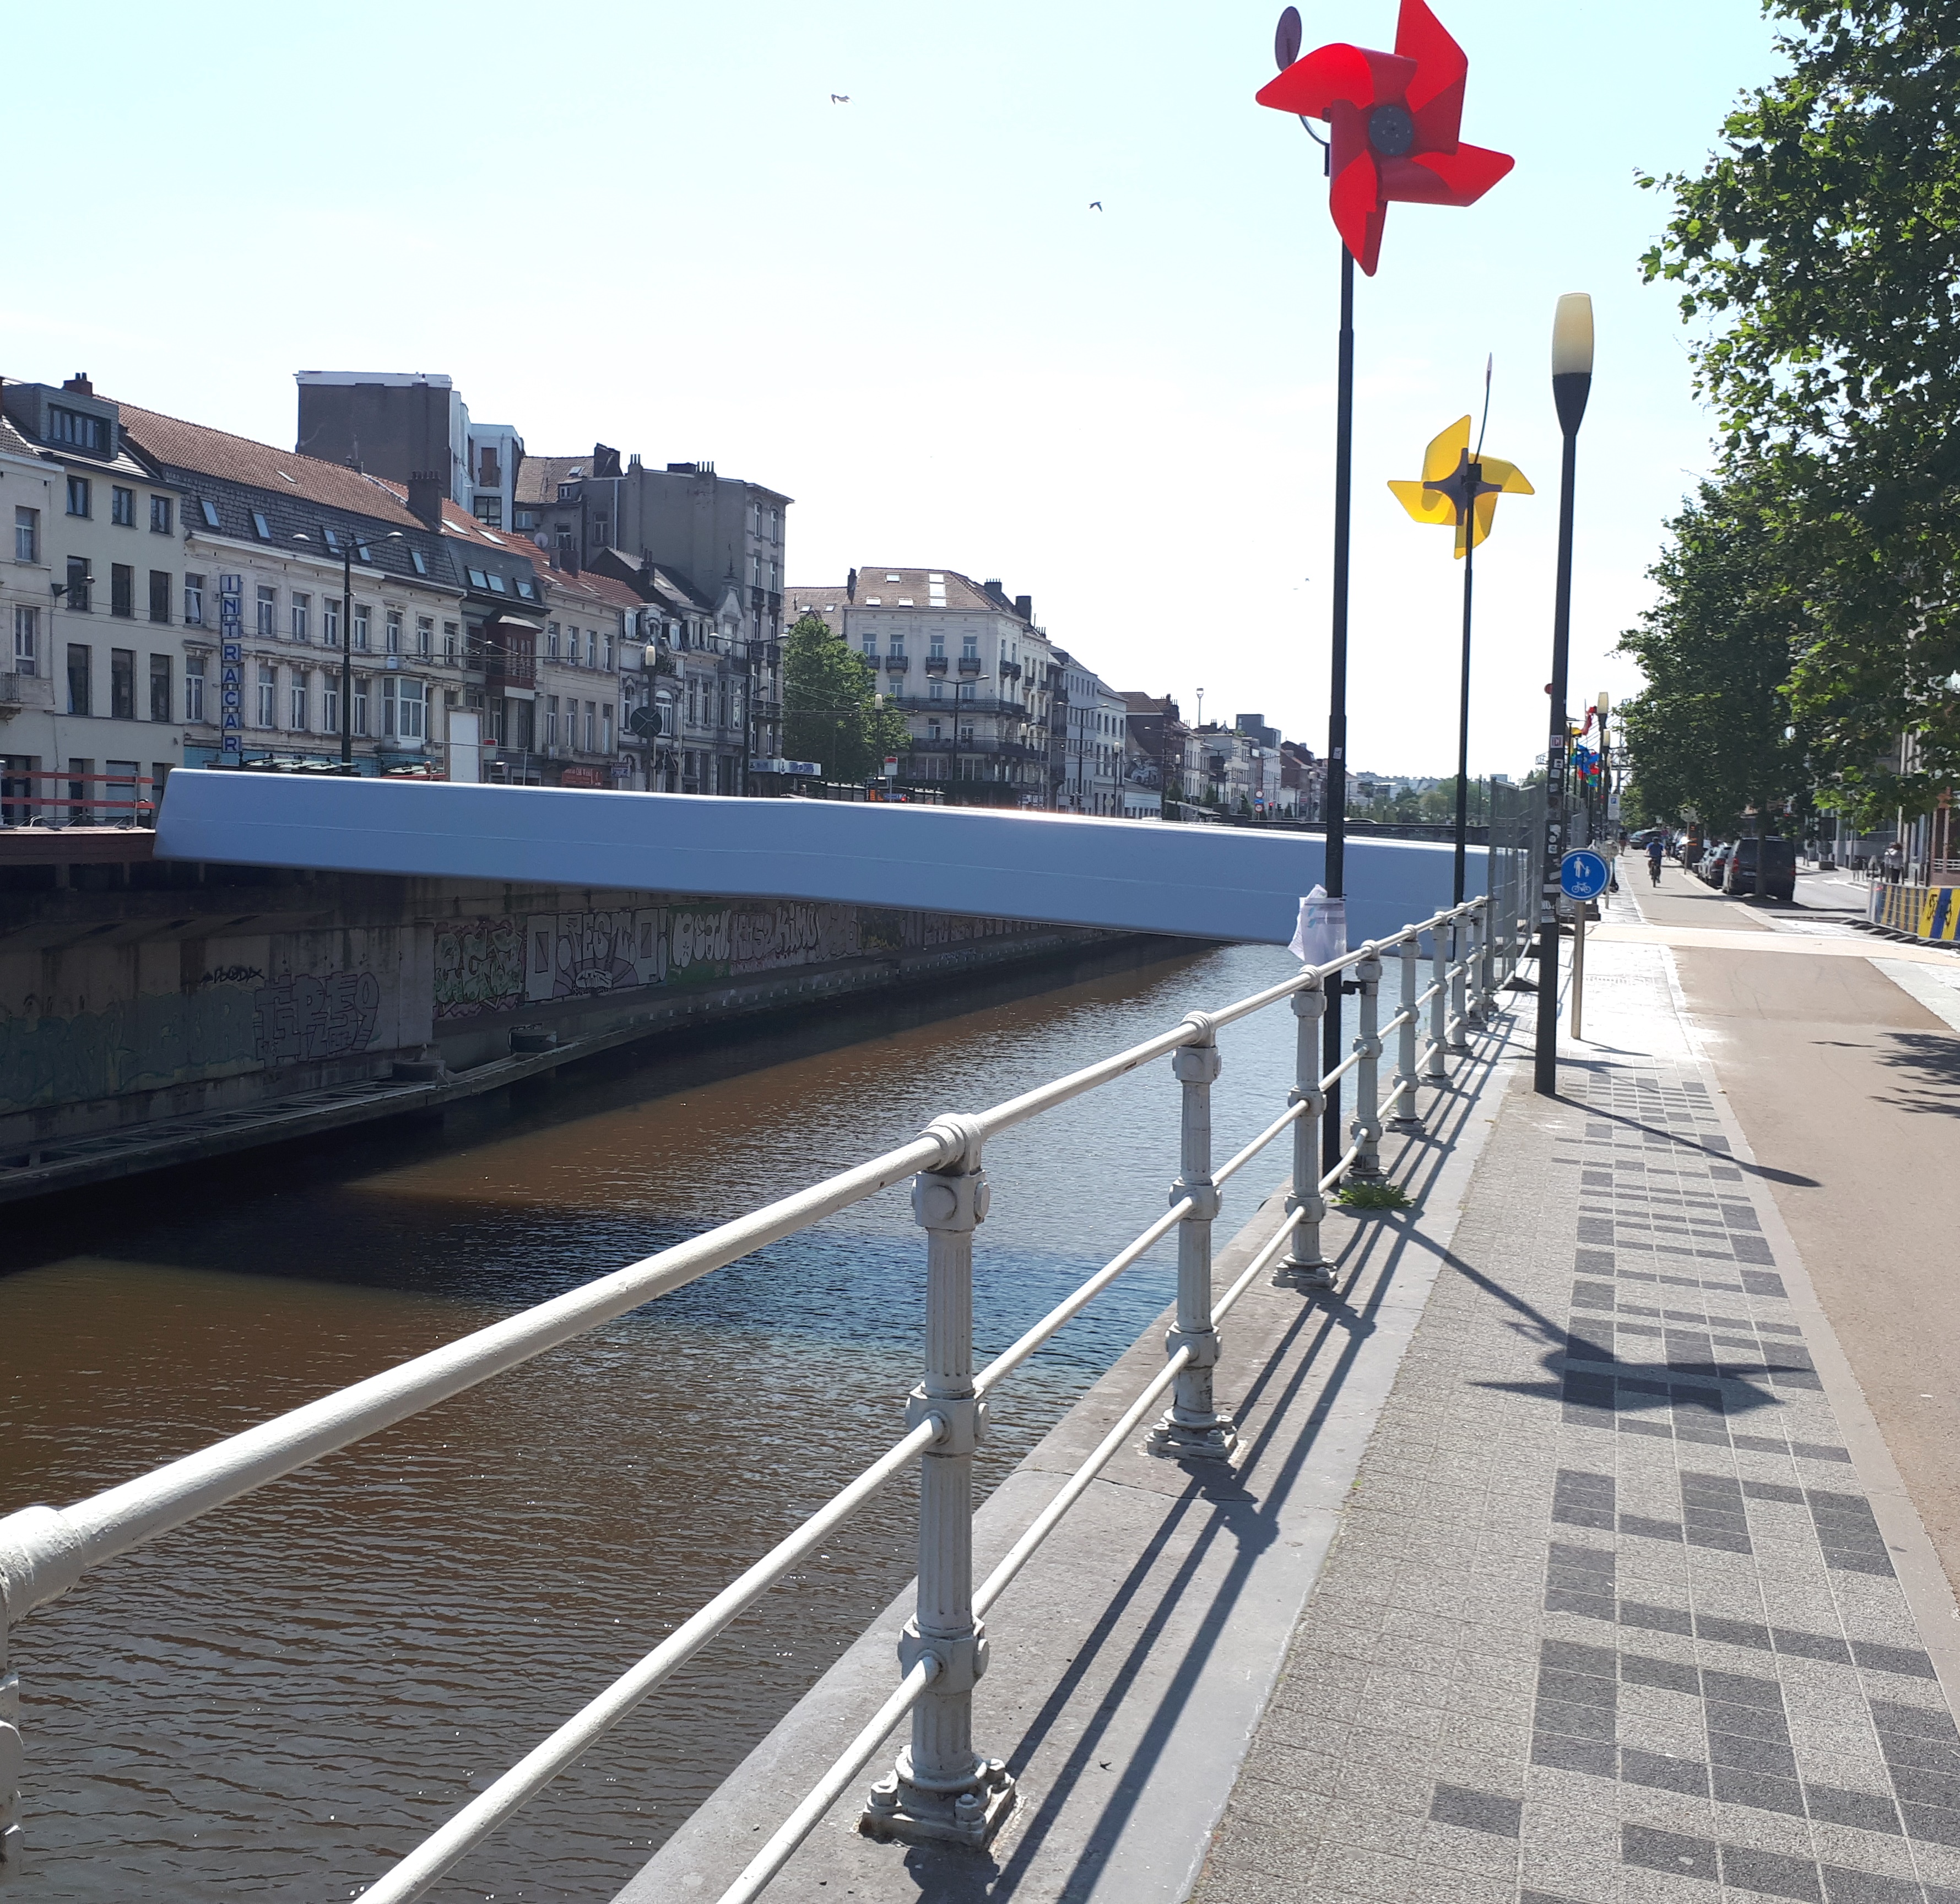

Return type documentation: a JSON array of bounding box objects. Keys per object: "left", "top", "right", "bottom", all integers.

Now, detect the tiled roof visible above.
[
  {"left": 112, "top": 400, "right": 424, "bottom": 528},
  {"left": 513, "top": 454, "right": 588, "bottom": 507}
]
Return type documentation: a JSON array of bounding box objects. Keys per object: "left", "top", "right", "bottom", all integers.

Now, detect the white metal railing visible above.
[{"left": 0, "top": 893, "right": 1526, "bottom": 1896}]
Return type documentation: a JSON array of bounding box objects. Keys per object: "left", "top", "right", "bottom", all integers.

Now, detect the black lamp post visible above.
[
  {"left": 1534, "top": 293, "right": 1594, "bottom": 1097},
  {"left": 293, "top": 529, "right": 404, "bottom": 772}
]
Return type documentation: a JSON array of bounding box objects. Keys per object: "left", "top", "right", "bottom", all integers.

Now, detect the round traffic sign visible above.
[{"left": 1561, "top": 849, "right": 1610, "bottom": 901}]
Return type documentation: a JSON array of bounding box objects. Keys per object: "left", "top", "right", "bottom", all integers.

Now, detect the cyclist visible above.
[{"left": 1646, "top": 835, "right": 1664, "bottom": 885}]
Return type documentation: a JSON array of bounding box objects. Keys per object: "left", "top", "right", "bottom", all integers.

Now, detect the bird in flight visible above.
[
  {"left": 1089, "top": 200, "right": 1103, "bottom": 210},
  {"left": 831, "top": 93, "right": 850, "bottom": 102}
]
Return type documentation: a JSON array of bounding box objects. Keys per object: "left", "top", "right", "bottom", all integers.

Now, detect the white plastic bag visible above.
[{"left": 1288, "top": 885, "right": 1347, "bottom": 967}]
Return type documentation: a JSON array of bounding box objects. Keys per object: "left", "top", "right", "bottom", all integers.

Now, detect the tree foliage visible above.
[
  {"left": 782, "top": 613, "right": 910, "bottom": 783},
  {"left": 1615, "top": 477, "right": 1811, "bottom": 834},
  {"left": 1638, "top": 0, "right": 1960, "bottom": 821}
]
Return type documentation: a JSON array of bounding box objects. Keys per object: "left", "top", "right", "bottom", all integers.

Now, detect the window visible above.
[
  {"left": 385, "top": 612, "right": 402, "bottom": 655},
  {"left": 486, "top": 571, "right": 507, "bottom": 594},
  {"left": 545, "top": 696, "right": 559, "bottom": 748},
  {"left": 546, "top": 621, "right": 560, "bottom": 660},
  {"left": 66, "top": 756, "right": 94, "bottom": 822},
  {"left": 515, "top": 509, "right": 536, "bottom": 531},
  {"left": 110, "top": 486, "right": 136, "bottom": 527},
  {"left": 183, "top": 574, "right": 205, "bottom": 626},
  {"left": 322, "top": 599, "right": 339, "bottom": 648},
  {"left": 198, "top": 499, "right": 221, "bottom": 529},
  {"left": 473, "top": 496, "right": 502, "bottom": 528},
  {"left": 256, "top": 585, "right": 276, "bottom": 636},
  {"left": 353, "top": 605, "right": 370, "bottom": 651},
  {"left": 289, "top": 670, "right": 309, "bottom": 732},
  {"left": 443, "top": 620, "right": 458, "bottom": 663},
  {"left": 466, "top": 567, "right": 489, "bottom": 590},
  {"left": 353, "top": 675, "right": 369, "bottom": 737},
  {"left": 250, "top": 511, "right": 272, "bottom": 541},
  {"left": 585, "top": 628, "right": 596, "bottom": 668},
  {"left": 13, "top": 605, "right": 38, "bottom": 675},
  {"left": 602, "top": 704, "right": 613, "bottom": 752},
  {"left": 557, "top": 483, "right": 578, "bottom": 501},
  {"left": 149, "top": 495, "right": 172, "bottom": 535},
  {"left": 593, "top": 515, "right": 609, "bottom": 548},
  {"left": 584, "top": 701, "right": 596, "bottom": 752},
  {"left": 397, "top": 677, "right": 427, "bottom": 740},
  {"left": 928, "top": 719, "right": 943, "bottom": 740},
  {"left": 415, "top": 616, "right": 432, "bottom": 657},
  {"left": 322, "top": 676, "right": 338, "bottom": 735},
  {"left": 410, "top": 548, "right": 428, "bottom": 576},
  {"left": 184, "top": 652, "right": 205, "bottom": 723},
  {"left": 603, "top": 631, "right": 613, "bottom": 670},
  {"left": 149, "top": 570, "right": 171, "bottom": 623},
  {"left": 48, "top": 404, "right": 109, "bottom": 454},
  {"left": 516, "top": 577, "right": 535, "bottom": 601},
  {"left": 928, "top": 679, "right": 944, "bottom": 701},
  {"left": 67, "top": 475, "right": 91, "bottom": 518},
  {"left": 686, "top": 677, "right": 698, "bottom": 727},
  {"left": 958, "top": 680, "right": 976, "bottom": 702},
  {"left": 149, "top": 653, "right": 171, "bottom": 722},
  {"left": 107, "top": 648, "right": 134, "bottom": 720},
  {"left": 14, "top": 506, "right": 39, "bottom": 562},
  {"left": 256, "top": 661, "right": 276, "bottom": 727},
  {"left": 111, "top": 565, "right": 134, "bottom": 618},
  {"left": 929, "top": 635, "right": 945, "bottom": 658},
  {"left": 291, "top": 593, "right": 310, "bottom": 642},
  {"left": 961, "top": 635, "right": 978, "bottom": 659},
  {"left": 323, "top": 528, "right": 342, "bottom": 554}
]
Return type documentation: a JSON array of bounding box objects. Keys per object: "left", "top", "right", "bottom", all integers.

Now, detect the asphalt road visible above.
[{"left": 1633, "top": 862, "right": 1960, "bottom": 1599}]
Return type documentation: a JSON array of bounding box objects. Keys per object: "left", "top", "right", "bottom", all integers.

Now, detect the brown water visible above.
[{"left": 0, "top": 937, "right": 1315, "bottom": 1901}]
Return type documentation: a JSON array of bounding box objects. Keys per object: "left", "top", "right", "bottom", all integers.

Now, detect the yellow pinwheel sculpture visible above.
[{"left": 1388, "top": 415, "right": 1533, "bottom": 556}]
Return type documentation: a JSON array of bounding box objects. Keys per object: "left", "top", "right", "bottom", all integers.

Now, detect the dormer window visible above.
[
  {"left": 198, "top": 499, "right": 220, "bottom": 528},
  {"left": 251, "top": 512, "right": 272, "bottom": 540},
  {"left": 47, "top": 404, "right": 109, "bottom": 455},
  {"left": 467, "top": 567, "right": 490, "bottom": 589},
  {"left": 322, "top": 528, "right": 341, "bottom": 553}
]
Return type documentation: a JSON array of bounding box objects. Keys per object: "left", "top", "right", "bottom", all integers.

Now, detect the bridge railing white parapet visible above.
[{"left": 0, "top": 888, "right": 1532, "bottom": 1897}]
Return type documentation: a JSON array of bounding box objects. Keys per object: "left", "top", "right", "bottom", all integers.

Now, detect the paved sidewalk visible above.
[{"left": 1192, "top": 933, "right": 1960, "bottom": 1904}]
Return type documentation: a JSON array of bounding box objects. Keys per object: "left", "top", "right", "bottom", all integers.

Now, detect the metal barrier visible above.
[{"left": 0, "top": 894, "right": 1522, "bottom": 1895}]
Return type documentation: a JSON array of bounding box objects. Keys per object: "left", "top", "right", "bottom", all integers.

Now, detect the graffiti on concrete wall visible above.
[
  {"left": 432, "top": 916, "right": 524, "bottom": 1019},
  {"left": 252, "top": 970, "right": 382, "bottom": 1064},
  {"left": 431, "top": 900, "right": 1028, "bottom": 1022}
]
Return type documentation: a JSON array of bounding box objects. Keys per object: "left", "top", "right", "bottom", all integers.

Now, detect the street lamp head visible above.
[
  {"left": 1597, "top": 690, "right": 1610, "bottom": 716},
  {"left": 1551, "top": 292, "right": 1593, "bottom": 436}
]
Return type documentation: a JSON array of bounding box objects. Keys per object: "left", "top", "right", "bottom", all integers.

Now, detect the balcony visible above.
[
  {"left": 1000, "top": 660, "right": 1022, "bottom": 681},
  {"left": 0, "top": 672, "right": 57, "bottom": 716},
  {"left": 882, "top": 654, "right": 910, "bottom": 674},
  {"left": 924, "top": 654, "right": 949, "bottom": 674},
  {"left": 957, "top": 656, "right": 983, "bottom": 674}
]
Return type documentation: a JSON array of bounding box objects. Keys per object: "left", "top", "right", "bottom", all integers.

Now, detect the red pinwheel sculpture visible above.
[{"left": 1257, "top": 0, "right": 1512, "bottom": 275}]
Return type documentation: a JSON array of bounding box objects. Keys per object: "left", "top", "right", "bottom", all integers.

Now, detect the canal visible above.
[{"left": 1, "top": 933, "right": 1338, "bottom": 1901}]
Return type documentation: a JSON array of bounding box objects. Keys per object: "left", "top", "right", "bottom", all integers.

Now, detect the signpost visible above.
[{"left": 1560, "top": 847, "right": 1608, "bottom": 1040}]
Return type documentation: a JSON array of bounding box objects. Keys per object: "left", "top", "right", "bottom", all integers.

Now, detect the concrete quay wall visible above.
[{"left": 0, "top": 842, "right": 1129, "bottom": 1170}]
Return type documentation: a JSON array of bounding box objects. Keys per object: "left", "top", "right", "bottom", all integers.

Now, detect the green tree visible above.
[
  {"left": 1640, "top": 0, "right": 1960, "bottom": 821},
  {"left": 782, "top": 613, "right": 911, "bottom": 782},
  {"left": 1615, "top": 475, "right": 1811, "bottom": 836}
]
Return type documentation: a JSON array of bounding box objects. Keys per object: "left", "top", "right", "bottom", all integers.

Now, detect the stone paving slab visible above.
[{"left": 1190, "top": 937, "right": 1960, "bottom": 1904}]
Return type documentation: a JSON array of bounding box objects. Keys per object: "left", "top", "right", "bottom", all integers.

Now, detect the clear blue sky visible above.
[{"left": 5, "top": 0, "right": 1782, "bottom": 776}]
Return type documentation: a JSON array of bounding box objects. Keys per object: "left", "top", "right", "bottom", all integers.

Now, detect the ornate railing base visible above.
[{"left": 860, "top": 1759, "right": 1016, "bottom": 1849}]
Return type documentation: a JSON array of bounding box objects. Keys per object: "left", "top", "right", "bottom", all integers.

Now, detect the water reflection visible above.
[{"left": 1, "top": 935, "right": 1346, "bottom": 1901}]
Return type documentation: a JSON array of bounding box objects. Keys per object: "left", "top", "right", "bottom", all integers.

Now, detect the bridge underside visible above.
[{"left": 153, "top": 774, "right": 1488, "bottom": 949}]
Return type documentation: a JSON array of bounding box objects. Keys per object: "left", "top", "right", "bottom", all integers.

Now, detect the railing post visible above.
[
  {"left": 1, "top": 1620, "right": 19, "bottom": 1882},
  {"left": 1446, "top": 909, "right": 1471, "bottom": 1052},
  {"left": 1348, "top": 948, "right": 1384, "bottom": 1177},
  {"left": 1465, "top": 903, "right": 1489, "bottom": 1025},
  {"left": 1148, "top": 1014, "right": 1236, "bottom": 1459},
  {"left": 863, "top": 1115, "right": 1014, "bottom": 1849},
  {"left": 1389, "top": 934, "right": 1422, "bottom": 1129},
  {"left": 1425, "top": 924, "right": 1449, "bottom": 1079},
  {"left": 1277, "top": 980, "right": 1335, "bottom": 1289}
]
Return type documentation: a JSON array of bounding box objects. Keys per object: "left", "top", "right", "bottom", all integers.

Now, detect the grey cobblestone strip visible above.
[{"left": 1189, "top": 945, "right": 1960, "bottom": 1904}]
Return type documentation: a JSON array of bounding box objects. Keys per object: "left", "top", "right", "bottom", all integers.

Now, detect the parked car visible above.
[
  {"left": 1702, "top": 842, "right": 1733, "bottom": 886},
  {"left": 1723, "top": 835, "right": 1796, "bottom": 902}
]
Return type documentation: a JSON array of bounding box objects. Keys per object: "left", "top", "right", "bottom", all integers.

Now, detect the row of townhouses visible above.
[{"left": 0, "top": 365, "right": 1317, "bottom": 822}]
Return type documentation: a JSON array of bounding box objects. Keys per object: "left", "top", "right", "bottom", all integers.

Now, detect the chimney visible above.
[
  {"left": 1015, "top": 593, "right": 1033, "bottom": 624},
  {"left": 405, "top": 470, "right": 445, "bottom": 529},
  {"left": 63, "top": 372, "right": 94, "bottom": 396},
  {"left": 629, "top": 452, "right": 642, "bottom": 472},
  {"left": 846, "top": 567, "right": 858, "bottom": 603}
]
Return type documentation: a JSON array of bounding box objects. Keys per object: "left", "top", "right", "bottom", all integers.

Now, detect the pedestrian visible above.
[{"left": 1882, "top": 840, "right": 1904, "bottom": 884}]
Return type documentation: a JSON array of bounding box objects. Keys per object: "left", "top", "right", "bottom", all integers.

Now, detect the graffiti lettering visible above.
[
  {"left": 252, "top": 970, "right": 381, "bottom": 1064},
  {"left": 199, "top": 964, "right": 266, "bottom": 986},
  {"left": 433, "top": 917, "right": 524, "bottom": 1019}
]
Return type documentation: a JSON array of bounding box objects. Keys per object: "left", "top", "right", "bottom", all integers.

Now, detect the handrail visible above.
[{"left": 0, "top": 888, "right": 1522, "bottom": 1903}]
